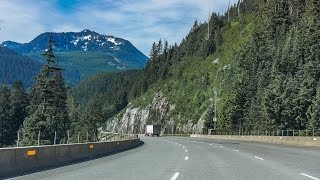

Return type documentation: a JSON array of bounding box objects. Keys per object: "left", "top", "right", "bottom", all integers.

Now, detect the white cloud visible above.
[{"left": 0, "top": 0, "right": 239, "bottom": 54}]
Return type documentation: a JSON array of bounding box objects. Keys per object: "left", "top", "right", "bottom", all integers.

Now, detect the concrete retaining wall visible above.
[
  {"left": 0, "top": 139, "right": 142, "bottom": 178},
  {"left": 190, "top": 134, "right": 320, "bottom": 147}
]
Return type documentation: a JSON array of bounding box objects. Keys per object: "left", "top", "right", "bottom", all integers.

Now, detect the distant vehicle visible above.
[{"left": 145, "top": 125, "right": 161, "bottom": 137}]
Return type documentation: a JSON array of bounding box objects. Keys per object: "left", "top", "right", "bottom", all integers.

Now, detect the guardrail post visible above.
[
  {"left": 313, "top": 128, "right": 315, "bottom": 138},
  {"left": 86, "top": 132, "right": 88, "bottom": 143},
  {"left": 78, "top": 132, "right": 80, "bottom": 143},
  {"left": 16, "top": 130, "right": 20, "bottom": 147},
  {"left": 38, "top": 130, "right": 41, "bottom": 146},
  {"left": 67, "top": 131, "right": 70, "bottom": 144},
  {"left": 54, "top": 131, "right": 56, "bottom": 145}
]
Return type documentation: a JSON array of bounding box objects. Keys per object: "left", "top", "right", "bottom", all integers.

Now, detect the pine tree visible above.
[
  {"left": 10, "top": 80, "right": 28, "bottom": 140},
  {"left": 22, "top": 33, "right": 69, "bottom": 146},
  {"left": 307, "top": 86, "right": 320, "bottom": 132},
  {"left": 0, "top": 85, "right": 13, "bottom": 147},
  {"left": 67, "top": 90, "right": 81, "bottom": 142},
  {"left": 82, "top": 94, "right": 104, "bottom": 142}
]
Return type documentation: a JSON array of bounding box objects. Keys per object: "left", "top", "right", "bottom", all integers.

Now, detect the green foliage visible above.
[
  {"left": 75, "top": 0, "right": 319, "bottom": 133},
  {"left": 83, "top": 95, "right": 105, "bottom": 141},
  {"left": 0, "top": 85, "right": 14, "bottom": 147},
  {"left": 0, "top": 47, "right": 42, "bottom": 87},
  {"left": 10, "top": 81, "right": 28, "bottom": 138},
  {"left": 22, "top": 34, "right": 69, "bottom": 146}
]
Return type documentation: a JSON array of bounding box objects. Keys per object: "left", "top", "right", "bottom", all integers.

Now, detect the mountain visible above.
[
  {"left": 0, "top": 46, "right": 42, "bottom": 87},
  {"left": 1, "top": 29, "right": 148, "bottom": 84},
  {"left": 75, "top": 0, "right": 320, "bottom": 135}
]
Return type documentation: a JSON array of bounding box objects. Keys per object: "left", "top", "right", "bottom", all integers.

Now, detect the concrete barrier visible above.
[
  {"left": 190, "top": 134, "right": 320, "bottom": 147},
  {"left": 0, "top": 139, "right": 142, "bottom": 178}
]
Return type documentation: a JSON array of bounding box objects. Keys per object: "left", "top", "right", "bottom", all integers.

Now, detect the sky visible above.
[{"left": 0, "top": 0, "right": 238, "bottom": 56}]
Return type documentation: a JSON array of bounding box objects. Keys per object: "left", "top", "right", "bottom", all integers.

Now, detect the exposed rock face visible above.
[{"left": 110, "top": 92, "right": 206, "bottom": 134}]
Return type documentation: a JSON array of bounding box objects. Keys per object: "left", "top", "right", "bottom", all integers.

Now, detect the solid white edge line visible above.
[
  {"left": 219, "top": 145, "right": 224, "bottom": 148},
  {"left": 254, "top": 156, "right": 264, "bottom": 161},
  {"left": 300, "top": 173, "right": 320, "bottom": 180},
  {"left": 233, "top": 149, "right": 239, "bottom": 152},
  {"left": 185, "top": 156, "right": 189, "bottom": 160},
  {"left": 170, "top": 172, "right": 180, "bottom": 180}
]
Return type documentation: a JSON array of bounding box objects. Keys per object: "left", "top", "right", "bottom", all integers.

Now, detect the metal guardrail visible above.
[
  {"left": 10, "top": 131, "right": 138, "bottom": 148},
  {"left": 209, "top": 129, "right": 320, "bottom": 138}
]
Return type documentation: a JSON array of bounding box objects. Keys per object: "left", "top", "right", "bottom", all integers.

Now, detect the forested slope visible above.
[
  {"left": 75, "top": 0, "right": 320, "bottom": 133},
  {"left": 0, "top": 47, "right": 42, "bottom": 87}
]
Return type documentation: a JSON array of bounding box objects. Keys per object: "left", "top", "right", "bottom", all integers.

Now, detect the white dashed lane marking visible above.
[
  {"left": 254, "top": 156, "right": 264, "bottom": 161},
  {"left": 300, "top": 173, "right": 320, "bottom": 180},
  {"left": 170, "top": 172, "right": 180, "bottom": 180}
]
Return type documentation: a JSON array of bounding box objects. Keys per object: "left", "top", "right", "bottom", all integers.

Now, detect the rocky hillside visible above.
[{"left": 110, "top": 92, "right": 206, "bottom": 134}]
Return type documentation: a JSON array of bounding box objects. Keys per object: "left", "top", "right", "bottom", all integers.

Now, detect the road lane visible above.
[
  {"left": 164, "top": 137, "right": 302, "bottom": 180},
  {"left": 9, "top": 136, "right": 320, "bottom": 180},
  {"left": 10, "top": 137, "right": 185, "bottom": 180},
  {"left": 165, "top": 137, "right": 320, "bottom": 180}
]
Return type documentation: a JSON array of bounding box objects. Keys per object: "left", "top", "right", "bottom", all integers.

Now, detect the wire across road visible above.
[{"left": 10, "top": 136, "right": 320, "bottom": 180}]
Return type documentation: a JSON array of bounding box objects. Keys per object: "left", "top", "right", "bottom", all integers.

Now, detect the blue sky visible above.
[{"left": 0, "top": 0, "right": 238, "bottom": 55}]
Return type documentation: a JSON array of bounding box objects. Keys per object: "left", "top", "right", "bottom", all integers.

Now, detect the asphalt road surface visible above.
[{"left": 10, "top": 136, "right": 320, "bottom": 180}]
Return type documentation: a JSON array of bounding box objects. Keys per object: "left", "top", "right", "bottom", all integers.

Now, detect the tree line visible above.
[{"left": 0, "top": 34, "right": 107, "bottom": 147}]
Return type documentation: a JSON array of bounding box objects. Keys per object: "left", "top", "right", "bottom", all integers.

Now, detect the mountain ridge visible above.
[{"left": 1, "top": 29, "right": 148, "bottom": 84}]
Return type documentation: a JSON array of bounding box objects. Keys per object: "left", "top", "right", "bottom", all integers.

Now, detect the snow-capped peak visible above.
[{"left": 82, "top": 29, "right": 91, "bottom": 33}]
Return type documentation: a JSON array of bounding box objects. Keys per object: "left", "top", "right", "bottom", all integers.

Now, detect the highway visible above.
[{"left": 10, "top": 136, "right": 320, "bottom": 180}]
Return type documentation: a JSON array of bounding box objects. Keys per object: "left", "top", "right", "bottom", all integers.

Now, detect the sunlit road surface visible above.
[{"left": 10, "top": 136, "right": 320, "bottom": 180}]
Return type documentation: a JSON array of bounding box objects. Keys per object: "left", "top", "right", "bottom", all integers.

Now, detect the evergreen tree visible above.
[
  {"left": 0, "top": 85, "right": 14, "bottom": 147},
  {"left": 307, "top": 86, "right": 320, "bottom": 132},
  {"left": 22, "top": 33, "right": 69, "bottom": 146},
  {"left": 10, "top": 80, "right": 28, "bottom": 140},
  {"left": 82, "top": 94, "right": 104, "bottom": 142},
  {"left": 67, "top": 90, "right": 81, "bottom": 142}
]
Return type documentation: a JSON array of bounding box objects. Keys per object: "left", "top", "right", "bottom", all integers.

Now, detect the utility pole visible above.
[
  {"left": 237, "top": 0, "right": 241, "bottom": 18},
  {"left": 228, "top": 0, "right": 231, "bottom": 22},
  {"left": 213, "top": 89, "right": 217, "bottom": 130},
  {"left": 207, "top": 9, "right": 211, "bottom": 40}
]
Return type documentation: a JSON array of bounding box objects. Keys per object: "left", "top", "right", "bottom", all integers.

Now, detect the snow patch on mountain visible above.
[
  {"left": 83, "top": 35, "right": 92, "bottom": 40},
  {"left": 70, "top": 38, "right": 80, "bottom": 46},
  {"left": 107, "top": 37, "right": 122, "bottom": 46}
]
